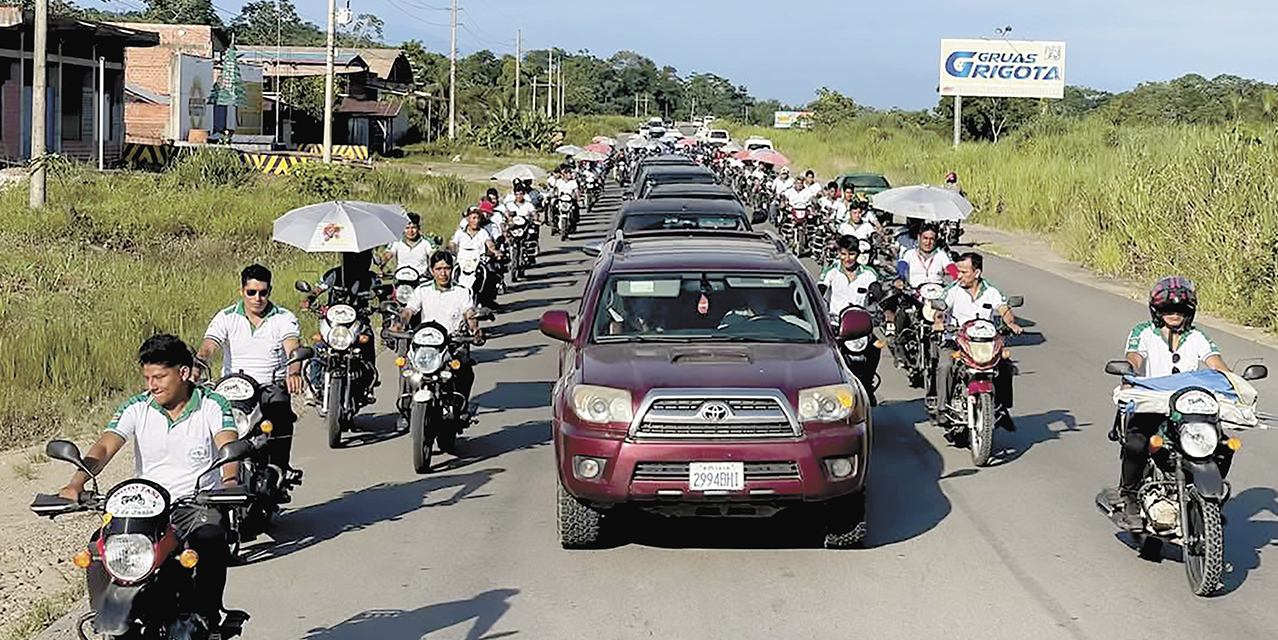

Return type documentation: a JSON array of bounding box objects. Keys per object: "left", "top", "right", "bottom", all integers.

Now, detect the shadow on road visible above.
[
  {"left": 473, "top": 381, "right": 553, "bottom": 413},
  {"left": 300, "top": 588, "right": 520, "bottom": 640},
  {"left": 986, "top": 408, "right": 1085, "bottom": 466},
  {"left": 238, "top": 469, "right": 505, "bottom": 565},
  {"left": 338, "top": 412, "right": 406, "bottom": 449},
  {"left": 433, "top": 419, "right": 552, "bottom": 473},
  {"left": 865, "top": 398, "right": 953, "bottom": 547},
  {"left": 1220, "top": 486, "right": 1278, "bottom": 594},
  {"left": 473, "top": 342, "right": 546, "bottom": 365}
]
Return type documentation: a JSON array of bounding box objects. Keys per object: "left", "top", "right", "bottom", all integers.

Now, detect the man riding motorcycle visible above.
[
  {"left": 1111, "top": 276, "right": 1230, "bottom": 530},
  {"left": 821, "top": 235, "right": 882, "bottom": 404},
  {"left": 932, "top": 252, "right": 1024, "bottom": 431},
  {"left": 883, "top": 224, "right": 957, "bottom": 336},
  {"left": 396, "top": 250, "right": 483, "bottom": 446},
  {"left": 378, "top": 213, "right": 434, "bottom": 275},
  {"left": 197, "top": 264, "right": 303, "bottom": 476},
  {"left": 56, "top": 334, "right": 239, "bottom": 637}
]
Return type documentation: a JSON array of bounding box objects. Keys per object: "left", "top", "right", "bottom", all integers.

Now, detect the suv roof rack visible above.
[{"left": 610, "top": 228, "right": 787, "bottom": 257}]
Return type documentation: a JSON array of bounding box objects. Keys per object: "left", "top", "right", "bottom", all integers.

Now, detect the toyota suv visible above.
[{"left": 540, "top": 230, "right": 875, "bottom": 548}]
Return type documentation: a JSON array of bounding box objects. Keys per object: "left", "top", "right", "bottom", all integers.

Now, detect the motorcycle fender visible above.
[
  {"left": 93, "top": 582, "right": 143, "bottom": 635},
  {"left": 1184, "top": 458, "right": 1226, "bottom": 500},
  {"left": 413, "top": 388, "right": 434, "bottom": 403},
  {"left": 967, "top": 380, "right": 994, "bottom": 394}
]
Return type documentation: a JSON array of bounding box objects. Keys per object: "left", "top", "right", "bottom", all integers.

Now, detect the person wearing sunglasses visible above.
[
  {"left": 1111, "top": 276, "right": 1230, "bottom": 529},
  {"left": 197, "top": 264, "right": 304, "bottom": 477}
]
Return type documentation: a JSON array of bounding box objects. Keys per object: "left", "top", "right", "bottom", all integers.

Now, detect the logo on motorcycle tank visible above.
[{"left": 698, "top": 401, "right": 732, "bottom": 422}]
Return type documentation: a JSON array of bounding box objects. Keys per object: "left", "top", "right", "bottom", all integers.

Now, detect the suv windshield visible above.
[
  {"left": 848, "top": 175, "right": 889, "bottom": 189},
  {"left": 592, "top": 272, "right": 820, "bottom": 343},
  {"left": 621, "top": 214, "right": 745, "bottom": 232}
]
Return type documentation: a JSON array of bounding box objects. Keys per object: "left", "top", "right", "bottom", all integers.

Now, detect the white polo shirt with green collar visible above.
[
  {"left": 106, "top": 386, "right": 237, "bottom": 499},
  {"left": 203, "top": 301, "right": 301, "bottom": 385},
  {"left": 940, "top": 279, "right": 1008, "bottom": 327}
]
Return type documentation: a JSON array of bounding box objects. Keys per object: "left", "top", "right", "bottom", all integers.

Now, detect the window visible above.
[{"left": 61, "top": 67, "right": 89, "bottom": 142}]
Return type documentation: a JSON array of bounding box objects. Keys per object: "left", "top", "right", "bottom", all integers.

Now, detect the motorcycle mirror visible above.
[
  {"left": 473, "top": 306, "right": 496, "bottom": 321},
  {"left": 931, "top": 300, "right": 948, "bottom": 312},
  {"left": 214, "top": 440, "right": 253, "bottom": 467},
  {"left": 294, "top": 280, "right": 313, "bottom": 293},
  {"left": 751, "top": 210, "right": 767, "bottom": 225},
  {"left": 380, "top": 301, "right": 398, "bottom": 315},
  {"left": 1005, "top": 295, "right": 1024, "bottom": 308},
  {"left": 1104, "top": 360, "right": 1135, "bottom": 377},
  {"left": 1242, "top": 364, "right": 1268, "bottom": 381},
  {"left": 838, "top": 308, "right": 874, "bottom": 341},
  {"left": 287, "top": 346, "right": 315, "bottom": 365},
  {"left": 46, "top": 439, "right": 85, "bottom": 467},
  {"left": 581, "top": 242, "right": 602, "bottom": 257}
]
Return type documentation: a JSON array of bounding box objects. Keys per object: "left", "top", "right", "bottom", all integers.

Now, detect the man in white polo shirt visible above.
[
  {"left": 820, "top": 236, "right": 883, "bottom": 405},
  {"left": 58, "top": 334, "right": 238, "bottom": 634},
  {"left": 932, "top": 252, "right": 1024, "bottom": 430},
  {"left": 198, "top": 264, "right": 303, "bottom": 473},
  {"left": 379, "top": 212, "right": 434, "bottom": 276}
]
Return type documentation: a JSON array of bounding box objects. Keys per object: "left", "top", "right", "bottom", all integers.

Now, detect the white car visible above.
[
  {"left": 707, "top": 129, "right": 731, "bottom": 146},
  {"left": 744, "top": 136, "right": 774, "bottom": 151}
]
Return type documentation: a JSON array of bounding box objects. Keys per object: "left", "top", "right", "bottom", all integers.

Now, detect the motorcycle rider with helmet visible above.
[
  {"left": 1111, "top": 276, "right": 1230, "bottom": 529},
  {"left": 931, "top": 252, "right": 1023, "bottom": 431},
  {"left": 57, "top": 334, "right": 239, "bottom": 637}
]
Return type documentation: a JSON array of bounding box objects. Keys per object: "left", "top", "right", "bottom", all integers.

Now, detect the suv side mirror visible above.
[
  {"left": 294, "top": 280, "right": 313, "bottom": 293},
  {"left": 1104, "top": 360, "right": 1135, "bottom": 377},
  {"left": 582, "top": 242, "right": 602, "bottom": 257},
  {"left": 837, "top": 308, "right": 874, "bottom": 341},
  {"left": 1005, "top": 295, "right": 1024, "bottom": 308},
  {"left": 751, "top": 210, "right": 767, "bottom": 225},
  {"left": 1242, "top": 364, "right": 1268, "bottom": 381},
  {"left": 540, "top": 310, "right": 572, "bottom": 342}
]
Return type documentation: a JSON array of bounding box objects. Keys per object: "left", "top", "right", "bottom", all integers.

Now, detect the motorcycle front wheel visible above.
[
  {"left": 1182, "top": 489, "right": 1224, "bottom": 596},
  {"left": 969, "top": 393, "right": 995, "bottom": 466},
  {"left": 410, "top": 401, "right": 436, "bottom": 474},
  {"left": 325, "top": 378, "right": 343, "bottom": 449}
]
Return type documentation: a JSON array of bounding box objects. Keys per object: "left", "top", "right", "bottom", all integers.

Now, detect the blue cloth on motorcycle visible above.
[{"left": 1123, "top": 369, "right": 1240, "bottom": 400}]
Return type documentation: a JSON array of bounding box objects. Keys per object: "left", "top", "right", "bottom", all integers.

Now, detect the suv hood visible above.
[{"left": 579, "top": 343, "right": 844, "bottom": 398}]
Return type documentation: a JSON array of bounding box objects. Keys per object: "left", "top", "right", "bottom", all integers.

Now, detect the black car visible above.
[
  {"left": 627, "top": 155, "right": 697, "bottom": 198},
  {"left": 635, "top": 166, "right": 717, "bottom": 199},
  {"left": 603, "top": 198, "right": 766, "bottom": 239},
  {"left": 643, "top": 183, "right": 741, "bottom": 203}
]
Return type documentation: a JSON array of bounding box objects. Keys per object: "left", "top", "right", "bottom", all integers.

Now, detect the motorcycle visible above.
[
  {"left": 1096, "top": 363, "right": 1267, "bottom": 596},
  {"left": 941, "top": 220, "right": 964, "bottom": 248},
  {"left": 505, "top": 212, "right": 538, "bottom": 282},
  {"left": 583, "top": 171, "right": 602, "bottom": 211},
  {"left": 295, "top": 281, "right": 379, "bottom": 449},
  {"left": 889, "top": 282, "right": 947, "bottom": 390},
  {"left": 381, "top": 266, "right": 422, "bottom": 352},
  {"left": 31, "top": 439, "right": 254, "bottom": 640},
  {"left": 553, "top": 190, "right": 577, "bottom": 240},
  {"left": 829, "top": 300, "right": 885, "bottom": 405},
  {"left": 397, "top": 321, "right": 485, "bottom": 473},
  {"left": 929, "top": 306, "right": 1020, "bottom": 466},
  {"left": 780, "top": 201, "right": 811, "bottom": 256},
  {"left": 454, "top": 245, "right": 498, "bottom": 309}
]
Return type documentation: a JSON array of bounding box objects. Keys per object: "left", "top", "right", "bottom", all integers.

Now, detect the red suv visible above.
[{"left": 540, "top": 230, "right": 875, "bottom": 548}]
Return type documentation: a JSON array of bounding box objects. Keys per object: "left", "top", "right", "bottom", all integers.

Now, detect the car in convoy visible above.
[
  {"left": 634, "top": 165, "right": 718, "bottom": 200},
  {"left": 541, "top": 230, "right": 876, "bottom": 549},
  {"left": 743, "top": 136, "right": 774, "bottom": 151},
  {"left": 643, "top": 183, "right": 741, "bottom": 204},
  {"left": 626, "top": 155, "right": 697, "bottom": 199},
  {"left": 600, "top": 199, "right": 764, "bottom": 239},
  {"left": 707, "top": 129, "right": 731, "bottom": 146},
  {"left": 835, "top": 172, "right": 891, "bottom": 197}
]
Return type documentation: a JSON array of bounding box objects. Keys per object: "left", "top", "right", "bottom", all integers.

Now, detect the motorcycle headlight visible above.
[
  {"left": 396, "top": 284, "right": 415, "bottom": 301},
  {"left": 966, "top": 341, "right": 997, "bottom": 365},
  {"left": 232, "top": 408, "right": 252, "bottom": 437},
  {"left": 411, "top": 347, "right": 445, "bottom": 373},
  {"left": 325, "top": 324, "right": 356, "bottom": 350},
  {"left": 103, "top": 533, "right": 156, "bottom": 582},
  {"left": 843, "top": 336, "right": 869, "bottom": 352},
  {"left": 571, "top": 385, "right": 633, "bottom": 424},
  {"left": 798, "top": 383, "right": 859, "bottom": 423},
  {"left": 1179, "top": 423, "right": 1219, "bottom": 458}
]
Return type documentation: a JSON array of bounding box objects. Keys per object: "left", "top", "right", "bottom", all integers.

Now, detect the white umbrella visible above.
[
  {"left": 626, "top": 137, "right": 648, "bottom": 148},
  {"left": 871, "top": 184, "right": 973, "bottom": 222},
  {"left": 272, "top": 201, "right": 407, "bottom": 253},
  {"left": 555, "top": 144, "right": 585, "bottom": 155},
  {"left": 592, "top": 135, "right": 617, "bottom": 145},
  {"left": 574, "top": 150, "right": 608, "bottom": 161},
  {"left": 492, "top": 163, "right": 548, "bottom": 182},
  {"left": 721, "top": 142, "right": 742, "bottom": 152}
]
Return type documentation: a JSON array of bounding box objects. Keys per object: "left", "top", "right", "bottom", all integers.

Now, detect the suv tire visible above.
[
  {"left": 822, "top": 490, "right": 868, "bottom": 549},
  {"left": 558, "top": 477, "right": 603, "bottom": 548}
]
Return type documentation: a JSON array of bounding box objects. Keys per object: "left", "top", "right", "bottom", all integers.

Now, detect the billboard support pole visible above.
[{"left": 952, "top": 95, "right": 961, "bottom": 147}]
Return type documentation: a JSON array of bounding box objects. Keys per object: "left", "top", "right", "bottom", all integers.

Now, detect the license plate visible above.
[{"left": 689, "top": 462, "right": 744, "bottom": 491}]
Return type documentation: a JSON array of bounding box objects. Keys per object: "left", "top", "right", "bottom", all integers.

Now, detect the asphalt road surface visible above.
[{"left": 75, "top": 185, "right": 1278, "bottom": 639}]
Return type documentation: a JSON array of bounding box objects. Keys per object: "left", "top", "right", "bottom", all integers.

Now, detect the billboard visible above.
[
  {"left": 939, "top": 39, "right": 1066, "bottom": 99},
  {"left": 773, "top": 110, "right": 814, "bottom": 129},
  {"left": 172, "top": 54, "right": 213, "bottom": 139}
]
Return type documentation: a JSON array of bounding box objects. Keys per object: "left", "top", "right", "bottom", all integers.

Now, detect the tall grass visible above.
[
  {"left": 0, "top": 164, "right": 487, "bottom": 449},
  {"left": 727, "top": 117, "right": 1278, "bottom": 331}
]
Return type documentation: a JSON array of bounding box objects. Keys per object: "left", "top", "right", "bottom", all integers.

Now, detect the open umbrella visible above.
[
  {"left": 732, "top": 150, "right": 752, "bottom": 160},
  {"left": 749, "top": 149, "right": 791, "bottom": 166},
  {"left": 492, "top": 164, "right": 548, "bottom": 182},
  {"left": 870, "top": 184, "right": 973, "bottom": 222},
  {"left": 583, "top": 143, "right": 612, "bottom": 153},
  {"left": 676, "top": 138, "right": 697, "bottom": 147},
  {"left": 591, "top": 136, "right": 617, "bottom": 145},
  {"left": 574, "top": 150, "right": 608, "bottom": 162},
  {"left": 273, "top": 201, "right": 407, "bottom": 253},
  {"left": 555, "top": 144, "right": 585, "bottom": 155},
  {"left": 626, "top": 137, "right": 648, "bottom": 149}
]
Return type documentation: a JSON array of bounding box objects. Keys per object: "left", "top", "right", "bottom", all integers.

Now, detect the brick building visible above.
[{"left": 0, "top": 8, "right": 158, "bottom": 164}]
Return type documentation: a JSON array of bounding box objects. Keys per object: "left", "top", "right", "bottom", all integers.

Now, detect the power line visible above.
[{"left": 384, "top": 0, "right": 451, "bottom": 27}]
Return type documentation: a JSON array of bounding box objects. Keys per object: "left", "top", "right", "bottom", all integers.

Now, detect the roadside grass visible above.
[
  {"left": 1, "top": 584, "right": 85, "bottom": 640},
  {"left": 727, "top": 117, "right": 1278, "bottom": 332},
  {"left": 0, "top": 161, "right": 488, "bottom": 451},
  {"left": 11, "top": 460, "right": 36, "bottom": 480}
]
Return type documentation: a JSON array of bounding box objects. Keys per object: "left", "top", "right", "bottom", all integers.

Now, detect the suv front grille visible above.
[
  {"left": 631, "top": 391, "right": 801, "bottom": 440},
  {"left": 632, "top": 461, "right": 800, "bottom": 482}
]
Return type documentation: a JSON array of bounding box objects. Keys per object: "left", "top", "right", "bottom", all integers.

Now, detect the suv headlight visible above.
[
  {"left": 797, "top": 384, "right": 858, "bottom": 422},
  {"left": 324, "top": 324, "right": 356, "bottom": 350},
  {"left": 571, "top": 385, "right": 633, "bottom": 424},
  {"left": 103, "top": 533, "right": 156, "bottom": 582},
  {"left": 411, "top": 347, "right": 445, "bottom": 374},
  {"left": 1179, "top": 423, "right": 1219, "bottom": 458}
]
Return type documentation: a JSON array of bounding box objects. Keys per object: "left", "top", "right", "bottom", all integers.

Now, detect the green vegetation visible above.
[
  {"left": 730, "top": 114, "right": 1278, "bottom": 330},
  {"left": 0, "top": 163, "right": 484, "bottom": 450}
]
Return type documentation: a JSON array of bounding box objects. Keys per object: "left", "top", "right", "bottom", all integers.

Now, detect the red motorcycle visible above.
[{"left": 933, "top": 297, "right": 1021, "bottom": 465}]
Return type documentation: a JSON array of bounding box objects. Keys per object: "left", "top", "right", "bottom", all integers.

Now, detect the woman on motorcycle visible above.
[{"left": 1112, "top": 277, "right": 1230, "bottom": 529}]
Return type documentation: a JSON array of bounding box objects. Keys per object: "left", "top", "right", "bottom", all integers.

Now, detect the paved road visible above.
[{"left": 107, "top": 185, "right": 1278, "bottom": 639}]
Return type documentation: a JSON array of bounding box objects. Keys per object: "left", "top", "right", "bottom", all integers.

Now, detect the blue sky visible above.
[{"left": 180, "top": 0, "right": 1276, "bottom": 110}]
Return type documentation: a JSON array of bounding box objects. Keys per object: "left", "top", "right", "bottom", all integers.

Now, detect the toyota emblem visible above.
[{"left": 698, "top": 401, "right": 731, "bottom": 422}]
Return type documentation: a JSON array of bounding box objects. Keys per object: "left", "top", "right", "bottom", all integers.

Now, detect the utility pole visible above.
[
  {"left": 558, "top": 63, "right": 564, "bottom": 119},
  {"left": 30, "top": 0, "right": 47, "bottom": 207},
  {"left": 545, "top": 49, "right": 553, "bottom": 119},
  {"left": 952, "top": 95, "right": 962, "bottom": 147},
  {"left": 448, "top": 0, "right": 457, "bottom": 139},
  {"left": 322, "top": 0, "right": 335, "bottom": 162},
  {"left": 634, "top": 93, "right": 638, "bottom": 117},
  {"left": 514, "top": 29, "right": 521, "bottom": 112}
]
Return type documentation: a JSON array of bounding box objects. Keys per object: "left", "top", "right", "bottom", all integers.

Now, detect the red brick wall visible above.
[{"left": 125, "top": 102, "right": 167, "bottom": 143}]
